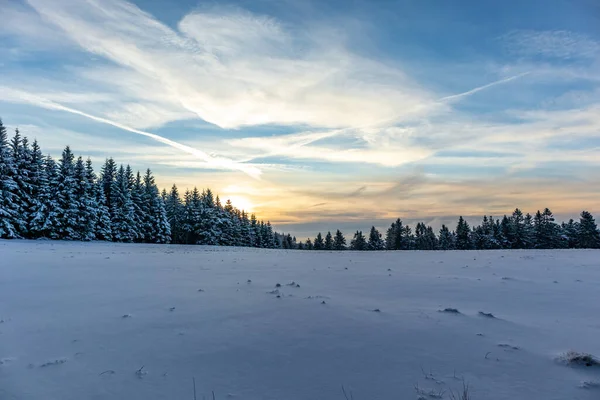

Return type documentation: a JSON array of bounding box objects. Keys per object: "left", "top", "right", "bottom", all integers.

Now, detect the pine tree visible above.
[
  {"left": 110, "top": 165, "right": 136, "bottom": 242},
  {"left": 305, "top": 238, "right": 313, "bottom": 250},
  {"left": 313, "top": 232, "right": 324, "bottom": 250},
  {"left": 95, "top": 182, "right": 112, "bottom": 240},
  {"left": 561, "top": 219, "right": 579, "bottom": 248},
  {"left": 100, "top": 158, "right": 117, "bottom": 214},
  {"left": 0, "top": 120, "right": 19, "bottom": 238},
  {"left": 385, "top": 219, "right": 405, "bottom": 250},
  {"left": 578, "top": 211, "right": 600, "bottom": 248},
  {"left": 534, "top": 208, "right": 561, "bottom": 248},
  {"left": 165, "top": 184, "right": 183, "bottom": 243},
  {"left": 56, "top": 146, "right": 79, "bottom": 240},
  {"left": 324, "top": 231, "right": 333, "bottom": 250},
  {"left": 8, "top": 129, "right": 28, "bottom": 236},
  {"left": 24, "top": 140, "right": 45, "bottom": 237},
  {"left": 455, "top": 216, "right": 472, "bottom": 250},
  {"left": 367, "top": 226, "right": 384, "bottom": 250},
  {"left": 350, "top": 230, "right": 367, "bottom": 250},
  {"left": 509, "top": 208, "right": 526, "bottom": 249},
  {"left": 130, "top": 170, "right": 146, "bottom": 242},
  {"left": 438, "top": 224, "right": 455, "bottom": 250},
  {"left": 333, "top": 229, "right": 346, "bottom": 250},
  {"left": 73, "top": 156, "right": 96, "bottom": 240}
]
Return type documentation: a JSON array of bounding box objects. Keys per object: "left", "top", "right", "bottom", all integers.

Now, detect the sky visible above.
[{"left": 1, "top": 0, "right": 600, "bottom": 239}]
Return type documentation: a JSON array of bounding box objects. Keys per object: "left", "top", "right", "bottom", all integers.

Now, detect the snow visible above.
[{"left": 1, "top": 240, "right": 599, "bottom": 400}]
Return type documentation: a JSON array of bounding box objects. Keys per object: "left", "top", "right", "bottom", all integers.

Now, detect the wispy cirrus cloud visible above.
[
  {"left": 1, "top": 86, "right": 262, "bottom": 178},
  {"left": 501, "top": 30, "right": 600, "bottom": 60}
]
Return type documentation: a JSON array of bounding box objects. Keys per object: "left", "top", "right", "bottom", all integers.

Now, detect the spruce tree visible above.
[
  {"left": 324, "top": 231, "right": 333, "bottom": 250},
  {"left": 367, "top": 226, "right": 384, "bottom": 250},
  {"left": 350, "top": 230, "right": 367, "bottom": 250},
  {"left": 438, "top": 224, "right": 454, "bottom": 250},
  {"left": 110, "top": 165, "right": 136, "bottom": 242},
  {"left": 73, "top": 156, "right": 96, "bottom": 240},
  {"left": 165, "top": 185, "right": 183, "bottom": 243},
  {"left": 8, "top": 129, "right": 28, "bottom": 236},
  {"left": 313, "top": 232, "right": 324, "bottom": 250},
  {"left": 455, "top": 216, "right": 472, "bottom": 250},
  {"left": 0, "top": 120, "right": 19, "bottom": 238},
  {"left": 100, "top": 158, "right": 117, "bottom": 214},
  {"left": 510, "top": 208, "right": 526, "bottom": 249},
  {"left": 95, "top": 182, "right": 112, "bottom": 240},
  {"left": 131, "top": 170, "right": 146, "bottom": 242},
  {"left": 578, "top": 211, "right": 600, "bottom": 248},
  {"left": 333, "top": 229, "right": 346, "bottom": 250},
  {"left": 305, "top": 238, "right": 313, "bottom": 250},
  {"left": 56, "top": 146, "right": 79, "bottom": 240}
]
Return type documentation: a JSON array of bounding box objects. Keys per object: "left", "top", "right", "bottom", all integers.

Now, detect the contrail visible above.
[
  {"left": 438, "top": 72, "right": 531, "bottom": 102},
  {"left": 238, "top": 72, "right": 532, "bottom": 162},
  {"left": 1, "top": 87, "right": 262, "bottom": 179}
]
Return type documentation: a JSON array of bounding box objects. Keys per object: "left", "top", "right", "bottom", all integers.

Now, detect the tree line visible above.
[
  {"left": 290, "top": 208, "right": 600, "bottom": 250},
  {"left": 0, "top": 119, "right": 279, "bottom": 247},
  {"left": 2, "top": 118, "right": 598, "bottom": 250}
]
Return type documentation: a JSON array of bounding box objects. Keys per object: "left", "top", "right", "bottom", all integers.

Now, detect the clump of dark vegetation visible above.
[
  {"left": 560, "top": 351, "right": 600, "bottom": 367},
  {"left": 439, "top": 308, "right": 461, "bottom": 314},
  {"left": 40, "top": 358, "right": 68, "bottom": 368},
  {"left": 478, "top": 312, "right": 495, "bottom": 318}
]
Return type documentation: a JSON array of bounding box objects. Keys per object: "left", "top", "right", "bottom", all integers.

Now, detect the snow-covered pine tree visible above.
[
  {"left": 509, "top": 208, "right": 526, "bottom": 249},
  {"left": 73, "top": 156, "right": 96, "bottom": 240},
  {"left": 100, "top": 158, "right": 117, "bottom": 216},
  {"left": 367, "top": 226, "right": 385, "bottom": 250},
  {"left": 94, "top": 181, "right": 112, "bottom": 240},
  {"left": 438, "top": 224, "right": 454, "bottom": 250},
  {"left": 350, "top": 230, "right": 367, "bottom": 251},
  {"left": 403, "top": 225, "right": 415, "bottom": 250},
  {"left": 217, "top": 198, "right": 234, "bottom": 246},
  {"left": 0, "top": 120, "right": 19, "bottom": 238},
  {"left": 305, "top": 238, "right": 313, "bottom": 250},
  {"left": 455, "top": 216, "right": 472, "bottom": 250},
  {"left": 249, "top": 213, "right": 258, "bottom": 247},
  {"left": 56, "top": 146, "right": 79, "bottom": 240},
  {"left": 131, "top": 170, "right": 146, "bottom": 242},
  {"left": 578, "top": 211, "right": 600, "bottom": 248},
  {"left": 266, "top": 222, "right": 275, "bottom": 248},
  {"left": 8, "top": 129, "right": 29, "bottom": 236},
  {"left": 425, "top": 225, "right": 437, "bottom": 249},
  {"left": 333, "top": 229, "right": 346, "bottom": 250},
  {"left": 110, "top": 165, "right": 136, "bottom": 242},
  {"left": 165, "top": 184, "right": 183, "bottom": 243},
  {"left": 534, "top": 208, "right": 562, "bottom": 249},
  {"left": 239, "top": 211, "right": 251, "bottom": 247},
  {"left": 313, "top": 232, "right": 324, "bottom": 250},
  {"left": 561, "top": 219, "right": 580, "bottom": 248},
  {"left": 27, "top": 141, "right": 50, "bottom": 238},
  {"left": 324, "top": 231, "right": 333, "bottom": 250},
  {"left": 142, "top": 169, "right": 170, "bottom": 243}
]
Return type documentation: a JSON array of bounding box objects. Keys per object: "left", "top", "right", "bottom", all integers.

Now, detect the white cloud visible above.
[
  {"left": 1, "top": 86, "right": 262, "bottom": 178},
  {"left": 14, "top": 0, "right": 431, "bottom": 130},
  {"left": 501, "top": 30, "right": 600, "bottom": 60}
]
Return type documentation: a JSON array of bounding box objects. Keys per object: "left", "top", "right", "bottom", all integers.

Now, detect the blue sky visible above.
[{"left": 1, "top": 0, "right": 599, "bottom": 238}]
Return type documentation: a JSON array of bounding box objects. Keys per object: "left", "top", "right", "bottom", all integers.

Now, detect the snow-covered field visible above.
[{"left": 1, "top": 241, "right": 599, "bottom": 400}]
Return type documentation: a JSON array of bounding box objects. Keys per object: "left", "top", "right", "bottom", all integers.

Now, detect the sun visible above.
[{"left": 225, "top": 195, "right": 254, "bottom": 212}]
